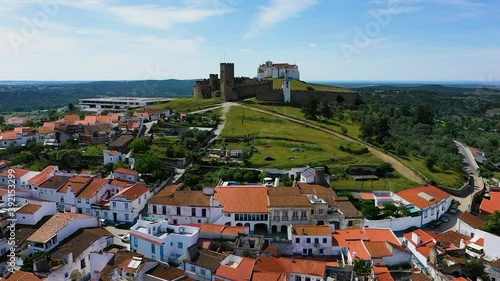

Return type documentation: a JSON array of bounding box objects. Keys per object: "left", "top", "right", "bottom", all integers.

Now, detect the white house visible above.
[
  {"left": 89, "top": 249, "right": 157, "bottom": 281},
  {"left": 108, "top": 183, "right": 151, "bottom": 224},
  {"left": 257, "top": 60, "right": 300, "bottom": 80},
  {"left": 44, "top": 228, "right": 114, "bottom": 281},
  {"left": 213, "top": 185, "right": 270, "bottom": 232},
  {"left": 183, "top": 248, "right": 227, "bottom": 281},
  {"left": 456, "top": 211, "right": 487, "bottom": 237},
  {"left": 212, "top": 255, "right": 256, "bottom": 281},
  {"left": 0, "top": 167, "right": 39, "bottom": 192},
  {"left": 15, "top": 198, "right": 57, "bottom": 225},
  {"left": 394, "top": 185, "right": 452, "bottom": 226},
  {"left": 403, "top": 229, "right": 436, "bottom": 270},
  {"left": 25, "top": 212, "right": 99, "bottom": 253},
  {"left": 114, "top": 167, "right": 139, "bottom": 182},
  {"left": 129, "top": 218, "right": 200, "bottom": 264},
  {"left": 289, "top": 225, "right": 334, "bottom": 256},
  {"left": 0, "top": 127, "right": 37, "bottom": 148},
  {"left": 103, "top": 150, "right": 135, "bottom": 167},
  {"left": 148, "top": 186, "right": 224, "bottom": 225},
  {"left": 75, "top": 178, "right": 108, "bottom": 216},
  {"left": 56, "top": 176, "right": 93, "bottom": 212}
]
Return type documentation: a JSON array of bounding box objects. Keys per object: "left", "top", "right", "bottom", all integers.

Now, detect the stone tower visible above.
[
  {"left": 220, "top": 63, "right": 237, "bottom": 101},
  {"left": 283, "top": 69, "right": 291, "bottom": 103}
]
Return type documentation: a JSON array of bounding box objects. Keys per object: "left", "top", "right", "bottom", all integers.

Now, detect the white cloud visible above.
[
  {"left": 245, "top": 0, "right": 318, "bottom": 38},
  {"left": 308, "top": 43, "right": 317, "bottom": 47}
]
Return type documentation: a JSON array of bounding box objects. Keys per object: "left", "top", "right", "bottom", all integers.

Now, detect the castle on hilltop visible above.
[
  {"left": 193, "top": 63, "right": 358, "bottom": 105},
  {"left": 257, "top": 60, "right": 300, "bottom": 80}
]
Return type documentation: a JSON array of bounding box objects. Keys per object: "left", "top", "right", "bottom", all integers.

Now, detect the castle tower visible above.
[
  {"left": 283, "top": 69, "right": 291, "bottom": 103},
  {"left": 220, "top": 63, "right": 237, "bottom": 101}
]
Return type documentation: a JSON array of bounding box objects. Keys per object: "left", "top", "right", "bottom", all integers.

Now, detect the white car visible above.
[{"left": 118, "top": 234, "right": 130, "bottom": 243}]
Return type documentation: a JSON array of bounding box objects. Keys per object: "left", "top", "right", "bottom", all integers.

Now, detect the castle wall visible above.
[
  {"left": 257, "top": 90, "right": 358, "bottom": 105},
  {"left": 220, "top": 63, "right": 237, "bottom": 101},
  {"left": 256, "top": 89, "right": 284, "bottom": 102},
  {"left": 234, "top": 80, "right": 273, "bottom": 99}
]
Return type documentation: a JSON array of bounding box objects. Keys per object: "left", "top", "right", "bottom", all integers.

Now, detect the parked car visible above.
[
  {"left": 119, "top": 234, "right": 130, "bottom": 243},
  {"left": 264, "top": 156, "right": 275, "bottom": 161},
  {"left": 115, "top": 222, "right": 130, "bottom": 230},
  {"left": 428, "top": 220, "right": 442, "bottom": 229},
  {"left": 440, "top": 215, "right": 450, "bottom": 223}
]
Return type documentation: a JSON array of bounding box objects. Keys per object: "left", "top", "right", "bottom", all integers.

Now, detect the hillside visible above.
[
  {"left": 0, "top": 79, "right": 197, "bottom": 114},
  {"left": 271, "top": 78, "right": 356, "bottom": 93}
]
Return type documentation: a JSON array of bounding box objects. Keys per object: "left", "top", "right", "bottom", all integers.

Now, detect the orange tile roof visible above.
[
  {"left": 214, "top": 256, "right": 256, "bottom": 281},
  {"left": 292, "top": 225, "right": 332, "bottom": 236},
  {"left": 111, "top": 184, "right": 149, "bottom": 201},
  {"left": 115, "top": 167, "right": 139, "bottom": 176},
  {"left": 109, "top": 150, "right": 118, "bottom": 156},
  {"left": 214, "top": 186, "right": 269, "bottom": 213},
  {"left": 278, "top": 257, "right": 327, "bottom": 277},
  {"left": 458, "top": 211, "right": 486, "bottom": 229},
  {"left": 200, "top": 224, "right": 248, "bottom": 236},
  {"left": 109, "top": 179, "right": 132, "bottom": 188},
  {"left": 78, "top": 178, "right": 108, "bottom": 198},
  {"left": 332, "top": 228, "right": 400, "bottom": 247},
  {"left": 29, "top": 166, "right": 57, "bottom": 186},
  {"left": 346, "top": 240, "right": 371, "bottom": 260},
  {"left": 222, "top": 225, "right": 248, "bottom": 235},
  {"left": 64, "top": 114, "right": 79, "bottom": 125},
  {"left": 58, "top": 176, "right": 91, "bottom": 193},
  {"left": 451, "top": 278, "right": 469, "bottom": 281},
  {"left": 373, "top": 266, "right": 395, "bottom": 281},
  {"left": 27, "top": 212, "right": 94, "bottom": 243},
  {"left": 3, "top": 270, "right": 45, "bottom": 281},
  {"left": 252, "top": 272, "right": 286, "bottom": 281},
  {"left": 0, "top": 167, "right": 31, "bottom": 178},
  {"left": 149, "top": 190, "right": 211, "bottom": 206},
  {"left": 480, "top": 191, "right": 500, "bottom": 215},
  {"left": 17, "top": 203, "right": 42, "bottom": 214},
  {"left": 404, "top": 229, "right": 436, "bottom": 257},
  {"left": 96, "top": 115, "right": 111, "bottom": 124},
  {"left": 0, "top": 131, "right": 19, "bottom": 140},
  {"left": 364, "top": 241, "right": 392, "bottom": 257},
  {"left": 396, "top": 185, "right": 450, "bottom": 209},
  {"left": 134, "top": 112, "right": 149, "bottom": 117}
]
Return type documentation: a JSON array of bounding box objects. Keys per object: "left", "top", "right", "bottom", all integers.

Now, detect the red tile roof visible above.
[
  {"left": 396, "top": 185, "right": 450, "bottom": 209},
  {"left": 200, "top": 224, "right": 248, "bottom": 236},
  {"left": 404, "top": 229, "right": 436, "bottom": 257},
  {"left": 58, "top": 176, "right": 92, "bottom": 193},
  {"left": 0, "top": 131, "right": 19, "bottom": 140},
  {"left": 77, "top": 178, "right": 108, "bottom": 199},
  {"left": 458, "top": 211, "right": 486, "bottom": 229},
  {"left": 480, "top": 191, "right": 500, "bottom": 215},
  {"left": 214, "top": 256, "right": 256, "bottom": 281},
  {"left": 111, "top": 184, "right": 149, "bottom": 201},
  {"left": 0, "top": 167, "right": 31, "bottom": 179},
  {"left": 332, "top": 228, "right": 401, "bottom": 247},
  {"left": 214, "top": 186, "right": 269, "bottom": 213},
  {"left": 292, "top": 225, "right": 332, "bottom": 236},
  {"left": 3, "top": 270, "right": 45, "bottom": 281},
  {"left": 346, "top": 240, "right": 371, "bottom": 259},
  {"left": 27, "top": 212, "right": 94, "bottom": 243},
  {"left": 17, "top": 204, "right": 42, "bottom": 214},
  {"left": 28, "top": 166, "right": 57, "bottom": 186},
  {"left": 279, "top": 257, "right": 327, "bottom": 277},
  {"left": 364, "top": 241, "right": 392, "bottom": 257},
  {"left": 115, "top": 167, "right": 139, "bottom": 176},
  {"left": 252, "top": 272, "right": 286, "bottom": 281}
]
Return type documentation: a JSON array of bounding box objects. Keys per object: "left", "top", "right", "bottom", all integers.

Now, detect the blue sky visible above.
[{"left": 0, "top": 0, "right": 499, "bottom": 82}]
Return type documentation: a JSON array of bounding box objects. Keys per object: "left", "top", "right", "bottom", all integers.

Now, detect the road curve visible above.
[{"left": 239, "top": 104, "right": 425, "bottom": 184}]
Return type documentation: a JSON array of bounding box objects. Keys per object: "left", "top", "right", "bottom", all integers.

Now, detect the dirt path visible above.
[{"left": 240, "top": 104, "right": 424, "bottom": 184}]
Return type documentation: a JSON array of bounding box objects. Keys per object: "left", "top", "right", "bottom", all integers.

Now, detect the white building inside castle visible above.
[{"left": 257, "top": 60, "right": 300, "bottom": 80}]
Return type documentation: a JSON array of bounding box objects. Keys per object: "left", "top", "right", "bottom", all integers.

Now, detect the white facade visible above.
[
  {"left": 257, "top": 61, "right": 300, "bottom": 80},
  {"left": 455, "top": 216, "right": 479, "bottom": 237},
  {"left": 103, "top": 150, "right": 135, "bottom": 166},
  {"left": 114, "top": 170, "right": 139, "bottom": 182},
  {"left": 289, "top": 228, "right": 334, "bottom": 256},
  {"left": 15, "top": 199, "right": 57, "bottom": 225},
  {"left": 130, "top": 219, "right": 200, "bottom": 263},
  {"left": 79, "top": 97, "right": 172, "bottom": 114},
  {"left": 0, "top": 170, "right": 39, "bottom": 191},
  {"left": 393, "top": 193, "right": 452, "bottom": 226},
  {"left": 108, "top": 186, "right": 151, "bottom": 224},
  {"left": 403, "top": 231, "right": 434, "bottom": 270}
]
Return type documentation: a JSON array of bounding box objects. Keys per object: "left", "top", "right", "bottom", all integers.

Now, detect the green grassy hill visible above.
[{"left": 271, "top": 78, "right": 355, "bottom": 93}]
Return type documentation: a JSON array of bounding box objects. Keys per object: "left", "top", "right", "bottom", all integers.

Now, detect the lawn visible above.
[
  {"left": 220, "top": 107, "right": 383, "bottom": 170},
  {"left": 332, "top": 175, "right": 418, "bottom": 193},
  {"left": 81, "top": 144, "right": 107, "bottom": 156},
  {"left": 148, "top": 97, "right": 223, "bottom": 112},
  {"left": 402, "top": 155, "right": 466, "bottom": 189},
  {"left": 271, "top": 79, "right": 355, "bottom": 93},
  {"left": 244, "top": 100, "right": 362, "bottom": 138}
]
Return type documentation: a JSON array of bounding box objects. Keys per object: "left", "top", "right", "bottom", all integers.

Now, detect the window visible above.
[
  {"left": 431, "top": 208, "right": 434, "bottom": 215},
  {"left": 163, "top": 206, "right": 167, "bottom": 214},
  {"left": 77, "top": 198, "right": 81, "bottom": 203},
  {"left": 318, "top": 209, "right": 324, "bottom": 214},
  {"left": 60, "top": 197, "right": 64, "bottom": 202},
  {"left": 151, "top": 243, "right": 156, "bottom": 253},
  {"left": 125, "top": 214, "right": 129, "bottom": 221},
  {"left": 191, "top": 265, "right": 195, "bottom": 272},
  {"left": 138, "top": 198, "right": 141, "bottom": 204},
  {"left": 235, "top": 214, "right": 240, "bottom": 221},
  {"left": 125, "top": 203, "right": 129, "bottom": 209},
  {"left": 178, "top": 242, "right": 183, "bottom": 249},
  {"left": 176, "top": 207, "right": 181, "bottom": 215},
  {"left": 295, "top": 238, "right": 300, "bottom": 243},
  {"left": 202, "top": 208, "right": 207, "bottom": 217},
  {"left": 65, "top": 272, "right": 68, "bottom": 278},
  {"left": 86, "top": 199, "right": 90, "bottom": 204},
  {"left": 201, "top": 269, "right": 206, "bottom": 276},
  {"left": 301, "top": 211, "right": 307, "bottom": 217},
  {"left": 192, "top": 208, "right": 196, "bottom": 216},
  {"left": 86, "top": 208, "right": 90, "bottom": 214},
  {"left": 104, "top": 212, "right": 108, "bottom": 218},
  {"left": 306, "top": 238, "right": 311, "bottom": 243},
  {"left": 323, "top": 238, "right": 327, "bottom": 243},
  {"left": 80, "top": 258, "right": 86, "bottom": 269},
  {"left": 302, "top": 249, "right": 307, "bottom": 255},
  {"left": 133, "top": 237, "right": 138, "bottom": 247},
  {"left": 314, "top": 238, "right": 319, "bottom": 244},
  {"left": 319, "top": 249, "right": 324, "bottom": 255},
  {"left": 96, "top": 211, "right": 99, "bottom": 216},
  {"left": 424, "top": 210, "right": 428, "bottom": 218},
  {"left": 112, "top": 202, "right": 116, "bottom": 207}
]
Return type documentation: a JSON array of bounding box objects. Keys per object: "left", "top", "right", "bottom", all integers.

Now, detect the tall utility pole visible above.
[{"left": 242, "top": 108, "right": 245, "bottom": 126}]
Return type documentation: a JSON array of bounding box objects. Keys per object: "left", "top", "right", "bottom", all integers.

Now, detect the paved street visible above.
[
  {"left": 105, "top": 225, "right": 131, "bottom": 250},
  {"left": 454, "top": 140, "right": 479, "bottom": 174}
]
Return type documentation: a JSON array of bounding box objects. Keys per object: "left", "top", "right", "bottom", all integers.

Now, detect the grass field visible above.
[
  {"left": 271, "top": 79, "right": 355, "bottom": 93},
  {"left": 402, "top": 155, "right": 465, "bottom": 188},
  {"left": 149, "top": 97, "right": 223, "bottom": 112},
  {"left": 244, "top": 100, "right": 362, "bottom": 138},
  {"left": 220, "top": 107, "right": 385, "bottom": 170},
  {"left": 332, "top": 176, "right": 418, "bottom": 193}
]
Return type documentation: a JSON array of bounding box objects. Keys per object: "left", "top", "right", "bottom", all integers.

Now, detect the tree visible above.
[
  {"left": 135, "top": 153, "right": 167, "bottom": 182},
  {"left": 353, "top": 259, "right": 371, "bottom": 275},
  {"left": 464, "top": 258, "right": 487, "bottom": 281},
  {"left": 113, "top": 161, "right": 128, "bottom": 170},
  {"left": 482, "top": 210, "right": 500, "bottom": 235},
  {"left": 302, "top": 97, "right": 321, "bottom": 120},
  {"left": 320, "top": 100, "right": 333, "bottom": 121},
  {"left": 414, "top": 103, "right": 434, "bottom": 126},
  {"left": 0, "top": 115, "right": 4, "bottom": 125},
  {"left": 55, "top": 131, "right": 62, "bottom": 145},
  {"left": 425, "top": 156, "right": 436, "bottom": 170},
  {"left": 129, "top": 138, "right": 149, "bottom": 154},
  {"left": 68, "top": 103, "right": 76, "bottom": 111},
  {"left": 336, "top": 95, "right": 345, "bottom": 104}
]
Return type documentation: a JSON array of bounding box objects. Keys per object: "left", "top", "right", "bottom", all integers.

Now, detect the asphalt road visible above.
[
  {"left": 454, "top": 140, "right": 479, "bottom": 174},
  {"left": 105, "top": 225, "right": 131, "bottom": 250}
]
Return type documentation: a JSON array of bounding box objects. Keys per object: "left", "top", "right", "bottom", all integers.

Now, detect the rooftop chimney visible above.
[{"left": 411, "top": 231, "right": 420, "bottom": 245}]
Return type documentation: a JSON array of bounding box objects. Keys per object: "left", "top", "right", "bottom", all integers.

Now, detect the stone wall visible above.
[{"left": 256, "top": 89, "right": 358, "bottom": 105}]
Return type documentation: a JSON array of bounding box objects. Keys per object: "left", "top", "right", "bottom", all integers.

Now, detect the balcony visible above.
[
  {"left": 292, "top": 216, "right": 299, "bottom": 221},
  {"left": 273, "top": 216, "right": 280, "bottom": 221},
  {"left": 281, "top": 216, "right": 289, "bottom": 221},
  {"left": 300, "top": 217, "right": 307, "bottom": 221}
]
